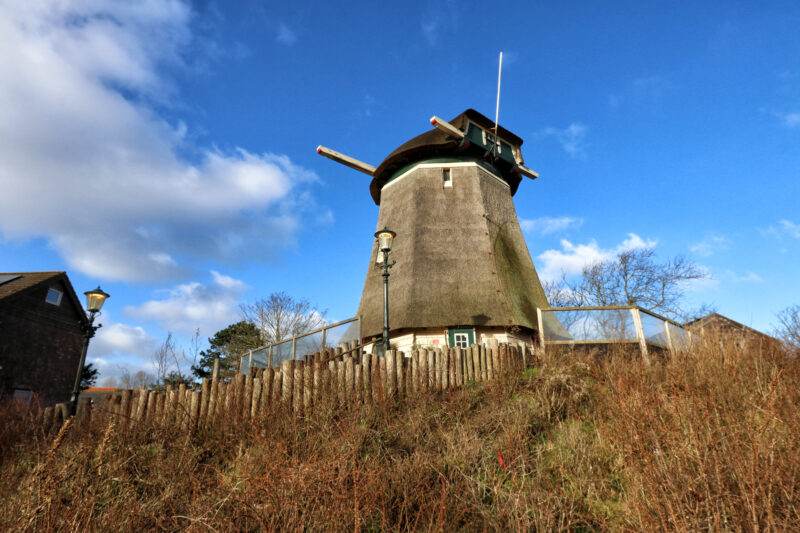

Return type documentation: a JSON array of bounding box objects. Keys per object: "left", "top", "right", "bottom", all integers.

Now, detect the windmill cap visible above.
[{"left": 369, "top": 109, "right": 525, "bottom": 204}]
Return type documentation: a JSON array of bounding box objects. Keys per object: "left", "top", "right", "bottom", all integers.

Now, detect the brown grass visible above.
[{"left": 1, "top": 338, "right": 799, "bottom": 531}]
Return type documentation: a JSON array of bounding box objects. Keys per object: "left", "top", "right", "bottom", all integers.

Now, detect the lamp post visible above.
[
  {"left": 375, "top": 228, "right": 396, "bottom": 353},
  {"left": 69, "top": 286, "right": 110, "bottom": 415}
]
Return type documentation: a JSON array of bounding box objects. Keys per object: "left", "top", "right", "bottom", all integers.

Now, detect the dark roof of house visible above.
[
  {"left": 369, "top": 109, "right": 525, "bottom": 204},
  {"left": 0, "top": 271, "right": 88, "bottom": 324},
  {"left": 0, "top": 271, "right": 65, "bottom": 300},
  {"left": 685, "top": 312, "right": 775, "bottom": 340}
]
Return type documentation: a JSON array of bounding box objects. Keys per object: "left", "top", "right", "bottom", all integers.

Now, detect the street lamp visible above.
[
  {"left": 69, "top": 286, "right": 110, "bottom": 415},
  {"left": 375, "top": 228, "right": 396, "bottom": 353}
]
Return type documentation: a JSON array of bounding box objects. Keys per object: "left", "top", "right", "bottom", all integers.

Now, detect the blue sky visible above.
[{"left": 1, "top": 1, "right": 798, "bottom": 380}]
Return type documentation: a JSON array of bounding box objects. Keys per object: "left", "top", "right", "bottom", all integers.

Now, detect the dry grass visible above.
[{"left": 1, "top": 339, "right": 799, "bottom": 531}]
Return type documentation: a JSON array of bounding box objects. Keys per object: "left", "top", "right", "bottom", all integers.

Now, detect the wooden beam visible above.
[
  {"left": 316, "top": 146, "right": 376, "bottom": 176},
  {"left": 517, "top": 164, "right": 539, "bottom": 179},
  {"left": 429, "top": 116, "right": 465, "bottom": 139}
]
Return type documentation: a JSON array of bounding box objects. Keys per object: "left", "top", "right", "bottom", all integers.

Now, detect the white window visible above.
[
  {"left": 454, "top": 333, "right": 469, "bottom": 349},
  {"left": 442, "top": 168, "right": 452, "bottom": 188},
  {"left": 45, "top": 288, "right": 63, "bottom": 306}
]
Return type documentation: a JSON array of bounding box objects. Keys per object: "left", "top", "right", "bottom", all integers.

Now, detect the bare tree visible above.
[
  {"left": 240, "top": 292, "right": 327, "bottom": 345},
  {"left": 100, "top": 376, "right": 118, "bottom": 388},
  {"left": 118, "top": 367, "right": 133, "bottom": 389},
  {"left": 152, "top": 332, "right": 174, "bottom": 386},
  {"left": 133, "top": 370, "right": 156, "bottom": 389},
  {"left": 546, "top": 248, "right": 709, "bottom": 320},
  {"left": 543, "top": 276, "right": 585, "bottom": 308},
  {"left": 776, "top": 304, "right": 800, "bottom": 354}
]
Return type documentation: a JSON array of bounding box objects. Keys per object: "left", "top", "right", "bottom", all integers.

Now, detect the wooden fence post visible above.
[
  {"left": 189, "top": 391, "right": 200, "bottom": 430},
  {"left": 361, "top": 353, "right": 371, "bottom": 403},
  {"left": 378, "top": 354, "right": 387, "bottom": 399},
  {"left": 272, "top": 368, "right": 282, "bottom": 406},
  {"left": 396, "top": 352, "right": 405, "bottom": 397},
  {"left": 483, "top": 344, "right": 494, "bottom": 379},
  {"left": 386, "top": 350, "right": 396, "bottom": 398},
  {"left": 293, "top": 364, "right": 304, "bottom": 415},
  {"left": 251, "top": 375, "right": 262, "bottom": 418},
  {"left": 354, "top": 358, "right": 362, "bottom": 403},
  {"left": 136, "top": 389, "right": 149, "bottom": 423},
  {"left": 282, "top": 360, "right": 294, "bottom": 409},
  {"left": 244, "top": 374, "right": 254, "bottom": 419},
  {"left": 303, "top": 362, "right": 313, "bottom": 412},
  {"left": 490, "top": 339, "right": 500, "bottom": 374},
  {"left": 217, "top": 382, "right": 228, "bottom": 424},
  {"left": 345, "top": 355, "right": 355, "bottom": 403},
  {"left": 426, "top": 349, "right": 436, "bottom": 391}
]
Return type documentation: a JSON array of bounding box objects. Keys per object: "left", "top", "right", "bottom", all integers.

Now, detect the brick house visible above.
[{"left": 0, "top": 272, "right": 89, "bottom": 404}]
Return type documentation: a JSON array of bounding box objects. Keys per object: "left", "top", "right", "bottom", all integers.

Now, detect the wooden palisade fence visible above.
[{"left": 41, "top": 341, "right": 531, "bottom": 433}]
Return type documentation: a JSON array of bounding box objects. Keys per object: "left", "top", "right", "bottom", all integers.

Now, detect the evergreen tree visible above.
[
  {"left": 191, "top": 321, "right": 262, "bottom": 381},
  {"left": 80, "top": 363, "right": 99, "bottom": 390}
]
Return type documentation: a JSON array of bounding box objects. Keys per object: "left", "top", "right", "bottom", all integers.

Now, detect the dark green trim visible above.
[
  {"left": 384, "top": 157, "right": 506, "bottom": 186},
  {"left": 448, "top": 328, "right": 475, "bottom": 347}
]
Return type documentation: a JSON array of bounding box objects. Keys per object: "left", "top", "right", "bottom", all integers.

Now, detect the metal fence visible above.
[
  {"left": 536, "top": 306, "right": 693, "bottom": 358},
  {"left": 240, "top": 316, "right": 362, "bottom": 374}
]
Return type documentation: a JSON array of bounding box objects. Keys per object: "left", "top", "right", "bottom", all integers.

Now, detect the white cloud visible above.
[
  {"left": 536, "top": 233, "right": 656, "bottom": 282},
  {"left": 420, "top": 0, "right": 459, "bottom": 47},
  {"left": 690, "top": 235, "right": 730, "bottom": 257},
  {"left": 124, "top": 270, "right": 248, "bottom": 337},
  {"left": 762, "top": 219, "right": 800, "bottom": 240},
  {"left": 777, "top": 112, "right": 800, "bottom": 128},
  {"left": 0, "top": 1, "right": 317, "bottom": 281},
  {"left": 520, "top": 216, "right": 582, "bottom": 235},
  {"left": 87, "top": 321, "right": 160, "bottom": 379},
  {"left": 780, "top": 219, "right": 800, "bottom": 238},
  {"left": 537, "top": 123, "right": 588, "bottom": 158},
  {"left": 276, "top": 22, "right": 296, "bottom": 45},
  {"left": 92, "top": 323, "right": 158, "bottom": 355},
  {"left": 725, "top": 271, "right": 762, "bottom": 283}
]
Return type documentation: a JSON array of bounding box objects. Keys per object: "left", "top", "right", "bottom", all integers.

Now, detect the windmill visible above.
[{"left": 317, "top": 108, "right": 549, "bottom": 352}]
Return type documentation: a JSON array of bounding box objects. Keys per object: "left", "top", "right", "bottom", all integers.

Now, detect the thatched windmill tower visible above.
[{"left": 318, "top": 109, "right": 548, "bottom": 351}]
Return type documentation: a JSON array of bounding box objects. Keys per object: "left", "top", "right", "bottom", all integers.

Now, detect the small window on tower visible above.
[
  {"left": 45, "top": 288, "right": 62, "bottom": 306},
  {"left": 442, "top": 168, "right": 452, "bottom": 188}
]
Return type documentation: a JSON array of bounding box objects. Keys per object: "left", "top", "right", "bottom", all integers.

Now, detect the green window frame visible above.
[{"left": 448, "top": 328, "right": 475, "bottom": 348}]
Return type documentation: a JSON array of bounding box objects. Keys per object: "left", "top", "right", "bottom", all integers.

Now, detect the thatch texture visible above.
[{"left": 357, "top": 163, "right": 548, "bottom": 339}]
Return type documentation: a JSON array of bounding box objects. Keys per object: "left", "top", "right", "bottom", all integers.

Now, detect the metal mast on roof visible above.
[{"left": 493, "top": 51, "right": 503, "bottom": 156}]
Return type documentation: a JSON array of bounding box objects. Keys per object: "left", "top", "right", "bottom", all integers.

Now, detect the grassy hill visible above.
[{"left": 2, "top": 339, "right": 798, "bottom": 531}]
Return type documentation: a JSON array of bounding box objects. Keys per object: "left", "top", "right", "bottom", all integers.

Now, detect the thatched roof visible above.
[
  {"left": 356, "top": 164, "right": 549, "bottom": 339},
  {"left": 369, "top": 109, "right": 524, "bottom": 205}
]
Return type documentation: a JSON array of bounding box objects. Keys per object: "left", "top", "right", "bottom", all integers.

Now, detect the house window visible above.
[
  {"left": 454, "top": 333, "right": 469, "bottom": 349},
  {"left": 13, "top": 389, "right": 33, "bottom": 402},
  {"left": 45, "top": 288, "right": 63, "bottom": 306},
  {"left": 448, "top": 328, "right": 475, "bottom": 348},
  {"left": 442, "top": 168, "right": 452, "bottom": 188}
]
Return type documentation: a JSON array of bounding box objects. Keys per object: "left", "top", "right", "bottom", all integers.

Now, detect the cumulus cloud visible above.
[
  {"left": 536, "top": 233, "right": 656, "bottom": 282},
  {"left": 520, "top": 216, "right": 583, "bottom": 235},
  {"left": 690, "top": 235, "right": 730, "bottom": 257},
  {"left": 86, "top": 321, "right": 160, "bottom": 379},
  {"left": 124, "top": 270, "right": 248, "bottom": 337},
  {"left": 537, "top": 123, "right": 588, "bottom": 158},
  {"left": 0, "top": 1, "right": 316, "bottom": 281}
]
